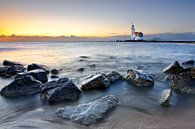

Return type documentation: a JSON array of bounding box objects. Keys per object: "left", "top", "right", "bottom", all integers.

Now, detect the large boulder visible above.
[
  {"left": 41, "top": 78, "right": 81, "bottom": 104},
  {"left": 80, "top": 73, "right": 110, "bottom": 91},
  {"left": 125, "top": 69, "right": 154, "bottom": 87},
  {"left": 56, "top": 95, "right": 119, "bottom": 125},
  {"left": 0, "top": 65, "right": 25, "bottom": 78},
  {"left": 163, "top": 61, "right": 184, "bottom": 74},
  {"left": 170, "top": 71, "right": 195, "bottom": 94},
  {"left": 159, "top": 89, "right": 177, "bottom": 107},
  {"left": 0, "top": 75, "right": 42, "bottom": 97},
  {"left": 27, "top": 63, "right": 49, "bottom": 74}
]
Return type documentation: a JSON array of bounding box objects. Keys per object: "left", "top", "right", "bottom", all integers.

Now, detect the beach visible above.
[{"left": 0, "top": 41, "right": 195, "bottom": 129}]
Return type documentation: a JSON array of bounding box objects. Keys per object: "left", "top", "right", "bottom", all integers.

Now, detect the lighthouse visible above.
[
  {"left": 130, "top": 23, "right": 144, "bottom": 41},
  {"left": 131, "top": 23, "right": 135, "bottom": 40}
]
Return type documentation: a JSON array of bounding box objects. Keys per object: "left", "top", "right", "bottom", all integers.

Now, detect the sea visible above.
[{"left": 0, "top": 41, "right": 195, "bottom": 129}]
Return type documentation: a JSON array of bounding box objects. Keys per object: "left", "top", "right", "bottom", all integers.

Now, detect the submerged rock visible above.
[
  {"left": 0, "top": 75, "right": 42, "bottom": 97},
  {"left": 27, "top": 63, "right": 49, "bottom": 74},
  {"left": 51, "top": 75, "right": 59, "bottom": 79},
  {"left": 125, "top": 69, "right": 154, "bottom": 87},
  {"left": 163, "top": 61, "right": 184, "bottom": 74},
  {"left": 76, "top": 68, "right": 85, "bottom": 72},
  {"left": 182, "top": 60, "right": 195, "bottom": 66},
  {"left": 51, "top": 69, "right": 59, "bottom": 75},
  {"left": 41, "top": 78, "right": 81, "bottom": 104},
  {"left": 79, "top": 56, "right": 90, "bottom": 59},
  {"left": 81, "top": 73, "right": 110, "bottom": 91},
  {"left": 56, "top": 95, "right": 119, "bottom": 125},
  {"left": 159, "top": 89, "right": 177, "bottom": 107},
  {"left": 89, "top": 64, "right": 96, "bottom": 68}
]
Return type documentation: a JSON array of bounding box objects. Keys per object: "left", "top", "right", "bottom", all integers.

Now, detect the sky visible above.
[{"left": 0, "top": 0, "right": 195, "bottom": 37}]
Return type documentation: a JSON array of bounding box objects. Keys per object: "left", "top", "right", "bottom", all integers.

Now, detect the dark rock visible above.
[
  {"left": 0, "top": 65, "right": 25, "bottom": 78},
  {"left": 79, "top": 56, "right": 90, "bottom": 59},
  {"left": 51, "top": 69, "right": 59, "bottom": 75},
  {"left": 192, "top": 68, "right": 195, "bottom": 79},
  {"left": 170, "top": 71, "right": 195, "bottom": 94},
  {"left": 182, "top": 60, "right": 194, "bottom": 66},
  {"left": 159, "top": 89, "right": 177, "bottom": 107},
  {"left": 106, "top": 71, "right": 123, "bottom": 83},
  {"left": 136, "top": 66, "right": 144, "bottom": 70},
  {"left": 89, "top": 64, "right": 96, "bottom": 68},
  {"left": 81, "top": 73, "right": 110, "bottom": 91},
  {"left": 125, "top": 69, "right": 154, "bottom": 87},
  {"left": 162, "top": 61, "right": 184, "bottom": 74},
  {"left": 27, "top": 63, "right": 49, "bottom": 74},
  {"left": 3, "top": 60, "right": 22, "bottom": 66},
  {"left": 51, "top": 75, "right": 59, "bottom": 79},
  {"left": 41, "top": 78, "right": 81, "bottom": 104},
  {"left": 28, "top": 69, "right": 48, "bottom": 83},
  {"left": 56, "top": 95, "right": 119, "bottom": 125},
  {"left": 0, "top": 75, "right": 42, "bottom": 97},
  {"left": 77, "top": 68, "right": 85, "bottom": 72}
]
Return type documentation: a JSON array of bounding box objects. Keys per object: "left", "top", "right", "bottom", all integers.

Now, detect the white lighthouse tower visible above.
[{"left": 131, "top": 22, "right": 135, "bottom": 40}]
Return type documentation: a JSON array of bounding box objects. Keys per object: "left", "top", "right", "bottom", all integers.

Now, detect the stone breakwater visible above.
[{"left": 0, "top": 58, "right": 195, "bottom": 125}]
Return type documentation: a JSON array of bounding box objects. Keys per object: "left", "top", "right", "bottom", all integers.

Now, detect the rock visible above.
[
  {"left": 106, "top": 71, "right": 123, "bottom": 83},
  {"left": 51, "top": 69, "right": 59, "bottom": 75},
  {"left": 28, "top": 69, "right": 48, "bottom": 83},
  {"left": 0, "top": 65, "right": 25, "bottom": 78},
  {"left": 0, "top": 75, "right": 42, "bottom": 97},
  {"left": 51, "top": 75, "right": 59, "bottom": 79},
  {"left": 77, "top": 68, "right": 85, "bottom": 72},
  {"left": 191, "top": 68, "right": 195, "bottom": 79},
  {"left": 27, "top": 63, "right": 49, "bottom": 74},
  {"left": 41, "top": 78, "right": 81, "bottom": 104},
  {"left": 182, "top": 60, "right": 194, "bottom": 66},
  {"left": 125, "top": 69, "right": 154, "bottom": 87},
  {"left": 89, "top": 64, "right": 96, "bottom": 68},
  {"left": 136, "top": 66, "right": 144, "bottom": 70},
  {"left": 159, "top": 89, "right": 177, "bottom": 107},
  {"left": 163, "top": 61, "right": 184, "bottom": 74},
  {"left": 79, "top": 56, "right": 90, "bottom": 59},
  {"left": 81, "top": 73, "right": 110, "bottom": 91},
  {"left": 170, "top": 71, "right": 195, "bottom": 94},
  {"left": 3, "top": 60, "right": 22, "bottom": 66},
  {"left": 56, "top": 95, "right": 119, "bottom": 125}
]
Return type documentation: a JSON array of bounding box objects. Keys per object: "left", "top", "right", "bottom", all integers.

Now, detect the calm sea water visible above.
[{"left": 0, "top": 42, "right": 195, "bottom": 129}]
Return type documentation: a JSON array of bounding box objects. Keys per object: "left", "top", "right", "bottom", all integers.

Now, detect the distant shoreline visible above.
[{"left": 115, "top": 40, "right": 195, "bottom": 44}]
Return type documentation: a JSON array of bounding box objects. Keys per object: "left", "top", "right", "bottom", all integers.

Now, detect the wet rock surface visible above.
[
  {"left": 81, "top": 73, "right": 110, "bottom": 91},
  {"left": 56, "top": 95, "right": 119, "bottom": 125},
  {"left": 159, "top": 89, "right": 177, "bottom": 107},
  {"left": 182, "top": 60, "right": 194, "bottom": 66},
  {"left": 41, "top": 78, "right": 81, "bottom": 104},
  {"left": 106, "top": 71, "right": 123, "bottom": 83},
  {"left": 163, "top": 61, "right": 184, "bottom": 74},
  {"left": 125, "top": 69, "right": 154, "bottom": 87},
  {"left": 0, "top": 75, "right": 42, "bottom": 97},
  {"left": 27, "top": 63, "right": 50, "bottom": 74},
  {"left": 0, "top": 60, "right": 25, "bottom": 78},
  {"left": 170, "top": 71, "right": 195, "bottom": 94}
]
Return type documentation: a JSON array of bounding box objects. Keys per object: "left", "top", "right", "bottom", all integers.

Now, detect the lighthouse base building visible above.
[{"left": 131, "top": 24, "right": 144, "bottom": 41}]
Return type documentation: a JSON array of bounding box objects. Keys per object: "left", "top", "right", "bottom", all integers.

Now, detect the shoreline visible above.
[{"left": 115, "top": 40, "right": 195, "bottom": 44}]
